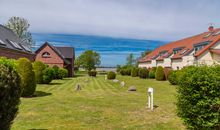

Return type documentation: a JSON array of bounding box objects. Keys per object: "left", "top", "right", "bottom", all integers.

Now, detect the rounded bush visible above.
[
  {"left": 17, "top": 58, "right": 36, "bottom": 97},
  {"left": 52, "top": 65, "right": 59, "bottom": 79},
  {"left": 155, "top": 66, "right": 165, "bottom": 81},
  {"left": 138, "top": 68, "right": 149, "bottom": 79},
  {"left": 120, "top": 69, "right": 126, "bottom": 76},
  {"left": 131, "top": 68, "right": 139, "bottom": 77},
  {"left": 33, "top": 61, "right": 46, "bottom": 84},
  {"left": 168, "top": 70, "right": 181, "bottom": 85},
  {"left": 107, "top": 71, "right": 116, "bottom": 79},
  {"left": 148, "top": 68, "right": 156, "bottom": 79},
  {"left": 177, "top": 66, "right": 220, "bottom": 129},
  {"left": 42, "top": 67, "right": 54, "bottom": 84},
  {"left": 0, "top": 64, "right": 21, "bottom": 130},
  {"left": 58, "top": 68, "right": 68, "bottom": 79},
  {"left": 88, "top": 70, "right": 97, "bottom": 77}
]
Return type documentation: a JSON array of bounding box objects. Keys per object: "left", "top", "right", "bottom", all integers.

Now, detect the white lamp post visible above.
[{"left": 148, "top": 87, "right": 154, "bottom": 111}]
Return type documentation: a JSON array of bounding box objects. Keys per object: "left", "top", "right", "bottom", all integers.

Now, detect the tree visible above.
[
  {"left": 76, "top": 50, "right": 101, "bottom": 71},
  {"left": 126, "top": 53, "right": 135, "bottom": 66},
  {"left": 5, "top": 16, "right": 35, "bottom": 48}
]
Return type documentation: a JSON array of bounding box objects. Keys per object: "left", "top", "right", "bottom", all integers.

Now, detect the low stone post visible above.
[
  {"left": 148, "top": 87, "right": 154, "bottom": 111},
  {"left": 105, "top": 75, "right": 107, "bottom": 80}
]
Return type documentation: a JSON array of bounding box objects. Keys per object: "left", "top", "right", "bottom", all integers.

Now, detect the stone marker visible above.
[
  {"left": 120, "top": 81, "right": 125, "bottom": 87},
  {"left": 128, "top": 86, "right": 136, "bottom": 91},
  {"left": 75, "top": 84, "right": 81, "bottom": 91},
  {"left": 113, "top": 79, "right": 119, "bottom": 83}
]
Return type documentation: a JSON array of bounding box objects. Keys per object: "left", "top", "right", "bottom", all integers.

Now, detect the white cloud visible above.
[{"left": 0, "top": 0, "right": 220, "bottom": 40}]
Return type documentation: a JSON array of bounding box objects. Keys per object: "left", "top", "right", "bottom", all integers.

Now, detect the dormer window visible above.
[
  {"left": 42, "top": 52, "right": 50, "bottom": 58},
  {"left": 173, "top": 47, "right": 184, "bottom": 54},
  {"left": 193, "top": 41, "right": 210, "bottom": 52}
]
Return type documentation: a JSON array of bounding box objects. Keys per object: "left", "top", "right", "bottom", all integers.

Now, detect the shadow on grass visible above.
[
  {"left": 48, "top": 82, "right": 63, "bottom": 85},
  {"left": 73, "top": 74, "right": 86, "bottom": 78},
  {"left": 33, "top": 91, "right": 52, "bottom": 97}
]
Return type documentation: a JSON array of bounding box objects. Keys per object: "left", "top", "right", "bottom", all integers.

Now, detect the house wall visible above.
[
  {"left": 163, "top": 58, "right": 171, "bottom": 67},
  {"left": 156, "top": 60, "right": 163, "bottom": 67},
  {"left": 35, "top": 45, "right": 64, "bottom": 67},
  {"left": 0, "top": 47, "right": 35, "bottom": 61},
  {"left": 138, "top": 62, "right": 151, "bottom": 68},
  {"left": 151, "top": 60, "right": 157, "bottom": 67},
  {"left": 171, "top": 59, "right": 183, "bottom": 70},
  {"left": 196, "top": 50, "right": 214, "bottom": 65},
  {"left": 212, "top": 41, "right": 220, "bottom": 49}
]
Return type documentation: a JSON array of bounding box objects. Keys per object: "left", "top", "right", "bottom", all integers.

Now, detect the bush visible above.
[
  {"left": 33, "top": 61, "right": 46, "bottom": 84},
  {"left": 0, "top": 64, "right": 21, "bottom": 130},
  {"left": 177, "top": 66, "right": 220, "bottom": 129},
  {"left": 120, "top": 69, "right": 126, "bottom": 75},
  {"left": 88, "top": 70, "right": 97, "bottom": 77},
  {"left": 155, "top": 66, "right": 165, "bottom": 81},
  {"left": 138, "top": 68, "right": 149, "bottom": 79},
  {"left": 52, "top": 65, "right": 59, "bottom": 79},
  {"left": 148, "top": 67, "right": 156, "bottom": 79},
  {"left": 116, "top": 65, "right": 121, "bottom": 73},
  {"left": 107, "top": 71, "right": 116, "bottom": 79},
  {"left": 42, "top": 67, "right": 54, "bottom": 84},
  {"left": 168, "top": 70, "right": 181, "bottom": 85},
  {"left": 17, "top": 58, "right": 36, "bottom": 97},
  {"left": 58, "top": 68, "right": 68, "bottom": 79},
  {"left": 131, "top": 68, "right": 139, "bottom": 77}
]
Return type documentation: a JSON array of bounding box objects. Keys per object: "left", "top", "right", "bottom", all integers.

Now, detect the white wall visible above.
[{"left": 138, "top": 62, "right": 151, "bottom": 68}]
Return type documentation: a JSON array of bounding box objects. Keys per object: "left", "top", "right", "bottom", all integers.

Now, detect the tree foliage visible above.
[
  {"left": 33, "top": 61, "right": 46, "bottom": 84},
  {"left": 126, "top": 53, "right": 135, "bottom": 66},
  {"left": 5, "top": 16, "right": 35, "bottom": 47},
  {"left": 76, "top": 50, "right": 101, "bottom": 71}
]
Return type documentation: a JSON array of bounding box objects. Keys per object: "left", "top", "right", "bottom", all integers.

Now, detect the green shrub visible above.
[
  {"left": 33, "top": 61, "right": 46, "bottom": 84},
  {"left": 131, "top": 68, "right": 139, "bottom": 77},
  {"left": 58, "top": 68, "right": 68, "bottom": 79},
  {"left": 120, "top": 69, "right": 126, "bottom": 75},
  {"left": 88, "top": 70, "right": 97, "bottom": 77},
  {"left": 0, "top": 64, "right": 21, "bottom": 130},
  {"left": 138, "top": 68, "right": 149, "bottom": 79},
  {"left": 148, "top": 68, "right": 156, "bottom": 78},
  {"left": 0, "top": 57, "right": 17, "bottom": 69},
  {"left": 17, "top": 58, "right": 36, "bottom": 97},
  {"left": 107, "top": 71, "right": 116, "bottom": 79},
  {"left": 116, "top": 65, "right": 121, "bottom": 73},
  {"left": 168, "top": 70, "right": 182, "bottom": 85},
  {"left": 42, "top": 67, "right": 54, "bottom": 84},
  {"left": 155, "top": 66, "right": 165, "bottom": 81},
  {"left": 52, "top": 65, "right": 59, "bottom": 79},
  {"left": 177, "top": 66, "right": 220, "bottom": 129},
  {"left": 125, "top": 68, "right": 132, "bottom": 75}
]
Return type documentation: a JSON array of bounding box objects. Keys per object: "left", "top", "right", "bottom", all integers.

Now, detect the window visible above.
[
  {"left": 203, "top": 33, "right": 212, "bottom": 38},
  {"left": 0, "top": 39, "right": 6, "bottom": 45},
  {"left": 213, "top": 30, "right": 220, "bottom": 36},
  {"left": 42, "top": 52, "right": 51, "bottom": 58},
  {"left": 9, "top": 40, "right": 22, "bottom": 49},
  {"left": 21, "top": 45, "right": 32, "bottom": 52}
]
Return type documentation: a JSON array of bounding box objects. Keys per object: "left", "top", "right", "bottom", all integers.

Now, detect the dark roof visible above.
[
  {"left": 35, "top": 42, "right": 74, "bottom": 64},
  {"left": 55, "top": 46, "right": 74, "bottom": 59},
  {"left": 0, "top": 24, "right": 33, "bottom": 54}
]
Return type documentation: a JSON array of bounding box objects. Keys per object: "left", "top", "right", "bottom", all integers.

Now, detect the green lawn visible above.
[{"left": 12, "top": 75, "right": 185, "bottom": 130}]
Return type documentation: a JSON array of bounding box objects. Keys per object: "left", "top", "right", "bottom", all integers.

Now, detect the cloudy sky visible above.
[{"left": 0, "top": 0, "right": 220, "bottom": 41}]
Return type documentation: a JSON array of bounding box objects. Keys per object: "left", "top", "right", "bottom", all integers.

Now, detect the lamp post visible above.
[{"left": 148, "top": 87, "right": 154, "bottom": 111}]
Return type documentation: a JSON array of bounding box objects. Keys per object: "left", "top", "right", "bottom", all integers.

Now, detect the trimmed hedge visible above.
[
  {"left": 131, "top": 68, "right": 139, "bottom": 77},
  {"left": 148, "top": 67, "right": 156, "bottom": 78},
  {"left": 42, "top": 67, "right": 54, "bottom": 84},
  {"left": 52, "top": 65, "right": 59, "bottom": 79},
  {"left": 88, "top": 70, "right": 97, "bottom": 77},
  {"left": 107, "top": 71, "right": 116, "bottom": 79},
  {"left": 177, "top": 66, "right": 220, "bottom": 129},
  {"left": 138, "top": 68, "right": 149, "bottom": 79},
  {"left": 33, "top": 61, "right": 46, "bottom": 84},
  {"left": 155, "top": 66, "right": 165, "bottom": 81},
  {"left": 58, "top": 68, "right": 68, "bottom": 79},
  {"left": 168, "top": 70, "right": 181, "bottom": 85},
  {"left": 0, "top": 64, "right": 21, "bottom": 130},
  {"left": 17, "top": 58, "right": 36, "bottom": 97}
]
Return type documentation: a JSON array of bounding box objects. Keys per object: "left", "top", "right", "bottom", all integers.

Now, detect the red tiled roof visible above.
[
  {"left": 210, "top": 49, "right": 220, "bottom": 55},
  {"left": 139, "top": 27, "right": 220, "bottom": 62}
]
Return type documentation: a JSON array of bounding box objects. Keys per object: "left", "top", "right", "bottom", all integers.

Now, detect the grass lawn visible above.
[{"left": 12, "top": 75, "right": 185, "bottom": 130}]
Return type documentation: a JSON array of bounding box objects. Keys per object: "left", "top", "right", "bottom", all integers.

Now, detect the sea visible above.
[{"left": 32, "top": 33, "right": 167, "bottom": 67}]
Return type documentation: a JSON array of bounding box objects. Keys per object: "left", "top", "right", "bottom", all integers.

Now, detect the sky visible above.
[{"left": 0, "top": 0, "right": 220, "bottom": 41}]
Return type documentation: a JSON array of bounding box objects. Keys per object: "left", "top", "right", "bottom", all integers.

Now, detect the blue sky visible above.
[{"left": 0, "top": 0, "right": 220, "bottom": 41}]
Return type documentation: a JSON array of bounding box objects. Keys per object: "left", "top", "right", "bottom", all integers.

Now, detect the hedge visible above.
[
  {"left": 0, "top": 64, "right": 21, "bottom": 130},
  {"left": 52, "top": 65, "right": 60, "bottom": 79},
  {"left": 88, "top": 70, "right": 97, "bottom": 77},
  {"left": 17, "top": 58, "right": 36, "bottom": 97},
  {"left": 33, "top": 61, "right": 46, "bottom": 84},
  {"left": 107, "top": 71, "right": 116, "bottom": 79},
  {"left": 42, "top": 67, "right": 54, "bottom": 84},
  {"left": 148, "top": 67, "right": 156, "bottom": 78},
  {"left": 58, "top": 68, "right": 68, "bottom": 79},
  {"left": 177, "top": 66, "right": 220, "bottom": 129},
  {"left": 131, "top": 68, "right": 139, "bottom": 77},
  {"left": 138, "top": 68, "right": 149, "bottom": 79},
  {"left": 155, "top": 66, "right": 165, "bottom": 81}
]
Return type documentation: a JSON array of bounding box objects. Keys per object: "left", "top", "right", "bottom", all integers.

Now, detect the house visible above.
[
  {"left": 35, "top": 42, "right": 75, "bottom": 77},
  {"left": 139, "top": 26, "right": 220, "bottom": 70},
  {"left": 0, "top": 25, "right": 35, "bottom": 61}
]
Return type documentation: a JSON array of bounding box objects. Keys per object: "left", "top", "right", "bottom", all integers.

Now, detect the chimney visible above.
[{"left": 208, "top": 26, "right": 214, "bottom": 32}]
